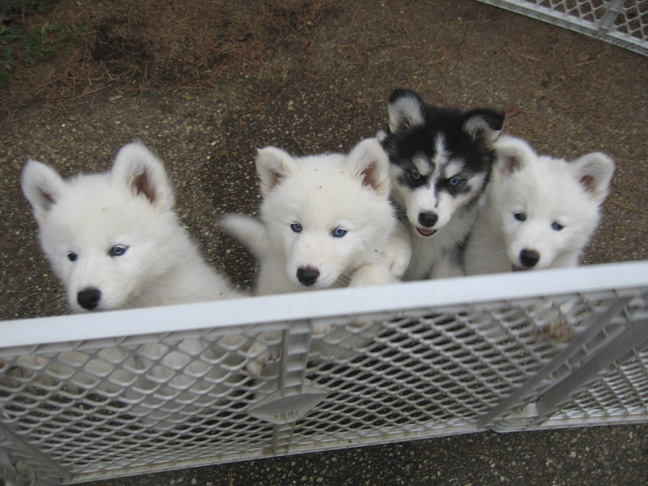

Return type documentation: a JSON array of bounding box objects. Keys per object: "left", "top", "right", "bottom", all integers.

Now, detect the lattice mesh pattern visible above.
[
  {"left": 536, "top": 0, "right": 609, "bottom": 21},
  {"left": 613, "top": 1, "right": 648, "bottom": 41},
  {"left": 551, "top": 350, "right": 648, "bottom": 420},
  {"left": 0, "top": 435, "right": 50, "bottom": 486},
  {"left": 0, "top": 331, "right": 275, "bottom": 473},
  {"left": 1, "top": 264, "right": 647, "bottom": 483},
  {"left": 476, "top": 0, "right": 648, "bottom": 56}
]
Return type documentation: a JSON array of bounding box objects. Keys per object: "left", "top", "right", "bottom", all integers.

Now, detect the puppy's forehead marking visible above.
[
  {"left": 444, "top": 160, "right": 465, "bottom": 178},
  {"left": 413, "top": 155, "right": 431, "bottom": 176},
  {"left": 433, "top": 133, "right": 449, "bottom": 167}
]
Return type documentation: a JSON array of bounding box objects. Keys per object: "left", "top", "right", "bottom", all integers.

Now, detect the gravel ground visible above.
[{"left": 1, "top": 0, "right": 647, "bottom": 484}]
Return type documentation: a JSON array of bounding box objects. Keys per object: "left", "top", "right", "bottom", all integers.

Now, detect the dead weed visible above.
[{"left": 0, "top": 0, "right": 335, "bottom": 121}]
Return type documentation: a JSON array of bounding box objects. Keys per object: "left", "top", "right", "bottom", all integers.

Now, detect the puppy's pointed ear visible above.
[
  {"left": 255, "top": 146, "right": 298, "bottom": 196},
  {"left": 571, "top": 152, "right": 615, "bottom": 204},
  {"left": 112, "top": 142, "right": 175, "bottom": 211},
  {"left": 387, "top": 89, "right": 426, "bottom": 134},
  {"left": 21, "top": 159, "right": 68, "bottom": 225},
  {"left": 492, "top": 136, "right": 535, "bottom": 179},
  {"left": 462, "top": 109, "right": 504, "bottom": 146},
  {"left": 347, "top": 138, "right": 391, "bottom": 197}
]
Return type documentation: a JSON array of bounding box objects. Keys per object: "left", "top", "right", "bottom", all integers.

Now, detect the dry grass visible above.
[{"left": 0, "top": 0, "right": 335, "bottom": 121}]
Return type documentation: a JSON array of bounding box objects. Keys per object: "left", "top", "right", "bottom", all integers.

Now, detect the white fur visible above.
[
  {"left": 464, "top": 136, "right": 615, "bottom": 274},
  {"left": 222, "top": 138, "right": 410, "bottom": 295},
  {"left": 20, "top": 142, "right": 245, "bottom": 428},
  {"left": 222, "top": 138, "right": 411, "bottom": 376},
  {"left": 21, "top": 141, "right": 242, "bottom": 311}
]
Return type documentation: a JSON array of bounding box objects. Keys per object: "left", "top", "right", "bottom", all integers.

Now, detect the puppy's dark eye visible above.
[
  {"left": 290, "top": 222, "right": 302, "bottom": 233},
  {"left": 67, "top": 252, "right": 78, "bottom": 262},
  {"left": 409, "top": 170, "right": 422, "bottom": 180},
  {"left": 109, "top": 245, "right": 129, "bottom": 257},
  {"left": 551, "top": 222, "right": 564, "bottom": 231},
  {"left": 332, "top": 227, "right": 347, "bottom": 238},
  {"left": 513, "top": 212, "right": 526, "bottom": 222}
]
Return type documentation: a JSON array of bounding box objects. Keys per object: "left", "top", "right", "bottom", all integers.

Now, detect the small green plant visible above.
[
  {"left": 0, "top": 26, "right": 20, "bottom": 87},
  {"left": 22, "top": 23, "right": 85, "bottom": 63},
  {"left": 0, "top": 22, "right": 86, "bottom": 87}
]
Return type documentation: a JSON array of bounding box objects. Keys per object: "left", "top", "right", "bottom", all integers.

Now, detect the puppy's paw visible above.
[
  {"left": 349, "top": 263, "right": 396, "bottom": 287},
  {"left": 245, "top": 332, "right": 282, "bottom": 376},
  {"left": 541, "top": 319, "right": 574, "bottom": 343},
  {"left": 246, "top": 344, "right": 280, "bottom": 376},
  {"left": 313, "top": 324, "right": 330, "bottom": 335},
  {"left": 382, "top": 222, "right": 412, "bottom": 278},
  {"left": 383, "top": 243, "right": 411, "bottom": 279}
]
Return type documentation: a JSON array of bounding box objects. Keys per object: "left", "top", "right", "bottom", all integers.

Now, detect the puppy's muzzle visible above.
[
  {"left": 78, "top": 287, "right": 102, "bottom": 310},
  {"left": 297, "top": 266, "right": 320, "bottom": 286},
  {"left": 517, "top": 249, "right": 540, "bottom": 270}
]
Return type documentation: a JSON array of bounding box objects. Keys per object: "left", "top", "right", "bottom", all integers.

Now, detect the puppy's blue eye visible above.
[
  {"left": 513, "top": 212, "right": 526, "bottom": 222},
  {"left": 290, "top": 222, "right": 302, "bottom": 233},
  {"left": 449, "top": 177, "right": 461, "bottom": 186},
  {"left": 410, "top": 171, "right": 421, "bottom": 180},
  {"left": 332, "top": 227, "right": 347, "bottom": 238},
  {"left": 67, "top": 252, "right": 77, "bottom": 262},
  {"left": 551, "top": 222, "right": 564, "bottom": 231},
  {"left": 109, "top": 245, "right": 129, "bottom": 257}
]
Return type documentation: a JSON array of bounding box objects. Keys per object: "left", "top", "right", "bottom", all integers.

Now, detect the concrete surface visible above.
[{"left": 0, "top": 0, "right": 646, "bottom": 484}]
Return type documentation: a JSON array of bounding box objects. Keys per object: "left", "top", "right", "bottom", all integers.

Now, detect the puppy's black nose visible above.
[
  {"left": 519, "top": 249, "right": 540, "bottom": 268},
  {"left": 78, "top": 288, "right": 102, "bottom": 310},
  {"left": 418, "top": 211, "right": 438, "bottom": 228},
  {"left": 297, "top": 267, "right": 320, "bottom": 286}
]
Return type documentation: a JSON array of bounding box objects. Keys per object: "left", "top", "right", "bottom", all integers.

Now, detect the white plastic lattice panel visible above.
[
  {"left": 1, "top": 261, "right": 647, "bottom": 484},
  {"left": 0, "top": 328, "right": 276, "bottom": 477},
  {"left": 538, "top": 349, "right": 648, "bottom": 427},
  {"left": 476, "top": 0, "right": 648, "bottom": 56}
]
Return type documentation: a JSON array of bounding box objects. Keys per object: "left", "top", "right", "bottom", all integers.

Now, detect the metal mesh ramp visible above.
[
  {"left": 476, "top": 0, "right": 648, "bottom": 56},
  {"left": 1, "top": 261, "right": 647, "bottom": 484}
]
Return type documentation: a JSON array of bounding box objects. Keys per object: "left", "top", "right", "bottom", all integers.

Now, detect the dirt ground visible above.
[{"left": 1, "top": 0, "right": 647, "bottom": 484}]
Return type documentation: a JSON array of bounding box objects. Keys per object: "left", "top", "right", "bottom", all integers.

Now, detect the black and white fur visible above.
[{"left": 379, "top": 89, "right": 504, "bottom": 280}]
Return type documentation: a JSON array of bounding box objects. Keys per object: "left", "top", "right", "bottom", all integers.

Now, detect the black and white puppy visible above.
[{"left": 379, "top": 89, "right": 504, "bottom": 280}]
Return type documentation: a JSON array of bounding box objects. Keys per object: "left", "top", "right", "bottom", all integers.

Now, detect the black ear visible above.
[
  {"left": 462, "top": 109, "right": 505, "bottom": 146},
  {"left": 387, "top": 89, "right": 426, "bottom": 134}
]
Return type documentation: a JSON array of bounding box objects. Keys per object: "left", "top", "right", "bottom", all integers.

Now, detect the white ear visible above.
[
  {"left": 571, "top": 152, "right": 615, "bottom": 204},
  {"left": 255, "top": 146, "right": 299, "bottom": 197},
  {"left": 111, "top": 142, "right": 174, "bottom": 211},
  {"left": 387, "top": 89, "right": 425, "bottom": 134},
  {"left": 492, "top": 136, "right": 536, "bottom": 179},
  {"left": 346, "top": 138, "right": 391, "bottom": 197},
  {"left": 21, "top": 159, "right": 68, "bottom": 225}
]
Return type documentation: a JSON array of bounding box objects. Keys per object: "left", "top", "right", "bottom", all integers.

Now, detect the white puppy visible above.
[
  {"left": 464, "top": 136, "right": 614, "bottom": 274},
  {"left": 19, "top": 142, "right": 245, "bottom": 428},
  {"left": 21, "top": 141, "right": 241, "bottom": 310},
  {"left": 222, "top": 137, "right": 410, "bottom": 295},
  {"left": 221, "top": 138, "right": 411, "bottom": 375}
]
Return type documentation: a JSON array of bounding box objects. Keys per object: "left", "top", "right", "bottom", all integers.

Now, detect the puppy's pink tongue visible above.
[{"left": 417, "top": 227, "right": 436, "bottom": 236}]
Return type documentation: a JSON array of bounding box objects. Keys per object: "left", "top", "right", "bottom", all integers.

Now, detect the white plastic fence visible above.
[
  {"left": 476, "top": 0, "right": 648, "bottom": 56},
  {"left": 1, "top": 261, "right": 647, "bottom": 485}
]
